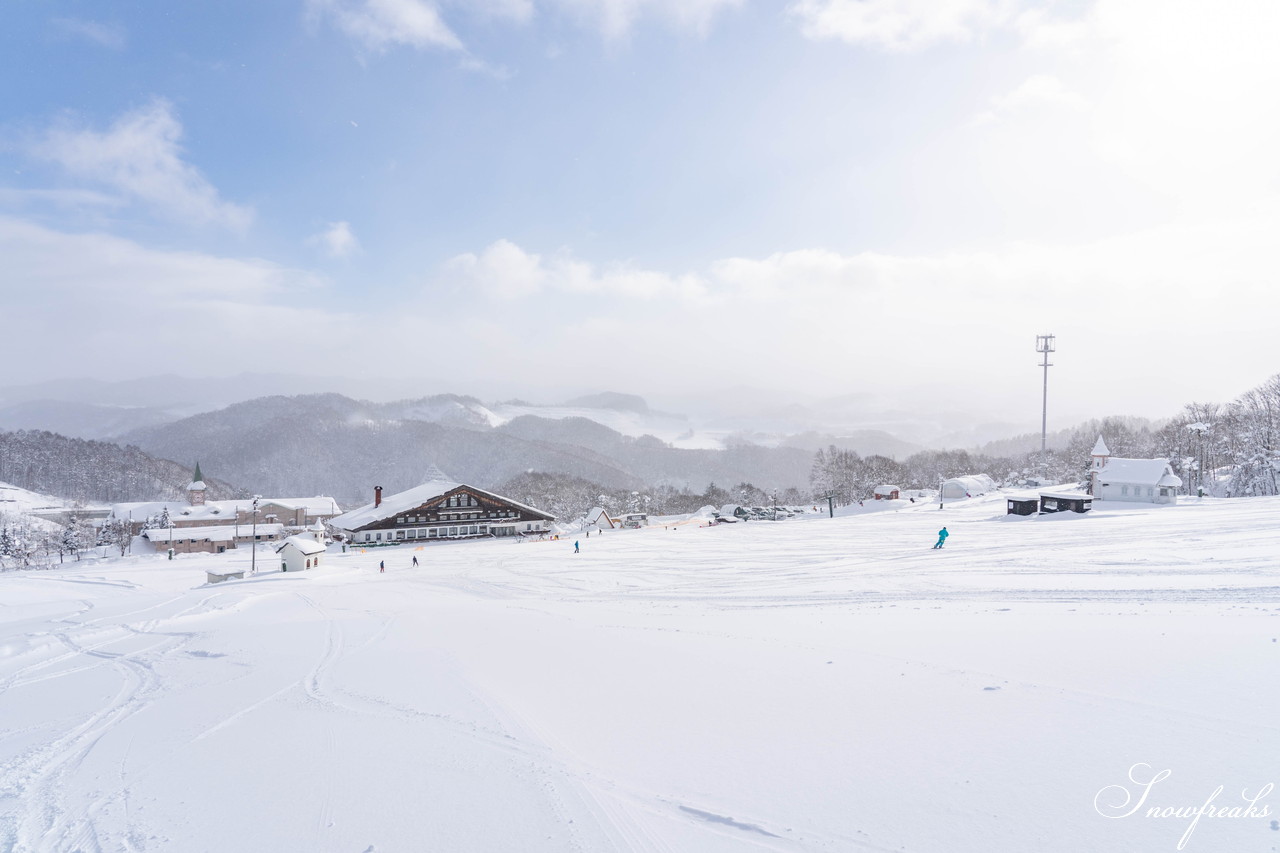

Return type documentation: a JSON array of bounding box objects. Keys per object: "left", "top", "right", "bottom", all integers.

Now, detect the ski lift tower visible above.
[{"left": 1036, "top": 334, "right": 1055, "bottom": 480}]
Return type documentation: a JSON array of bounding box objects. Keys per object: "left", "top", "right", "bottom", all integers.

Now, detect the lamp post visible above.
[{"left": 250, "top": 495, "right": 261, "bottom": 573}]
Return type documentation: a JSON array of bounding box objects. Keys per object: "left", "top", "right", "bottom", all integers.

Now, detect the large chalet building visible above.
[{"left": 330, "top": 478, "right": 555, "bottom": 544}]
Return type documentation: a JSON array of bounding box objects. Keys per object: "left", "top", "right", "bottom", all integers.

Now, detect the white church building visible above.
[{"left": 1089, "top": 436, "right": 1182, "bottom": 504}]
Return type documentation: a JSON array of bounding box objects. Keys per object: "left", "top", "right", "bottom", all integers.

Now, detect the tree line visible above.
[{"left": 808, "top": 372, "right": 1280, "bottom": 501}]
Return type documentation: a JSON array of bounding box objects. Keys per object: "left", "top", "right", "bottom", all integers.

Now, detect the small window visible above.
[
  {"left": 1121, "top": 486, "right": 1129, "bottom": 496},
  {"left": 1147, "top": 487, "right": 1154, "bottom": 497},
  {"left": 375, "top": 532, "right": 383, "bottom": 541},
  {"left": 364, "top": 533, "right": 372, "bottom": 542},
  {"left": 395, "top": 530, "right": 405, "bottom": 540},
  {"left": 449, "top": 527, "right": 457, "bottom": 536},
  {"left": 428, "top": 529, "right": 438, "bottom": 538}
]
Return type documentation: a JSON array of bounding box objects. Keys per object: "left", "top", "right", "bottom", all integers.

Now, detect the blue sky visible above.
[{"left": 3, "top": 0, "right": 1278, "bottom": 425}]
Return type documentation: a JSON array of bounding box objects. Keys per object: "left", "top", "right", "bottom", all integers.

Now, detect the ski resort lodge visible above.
[{"left": 329, "top": 478, "right": 555, "bottom": 544}]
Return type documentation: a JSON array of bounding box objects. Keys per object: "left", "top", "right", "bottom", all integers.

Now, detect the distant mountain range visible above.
[
  {"left": 117, "top": 393, "right": 818, "bottom": 506},
  {"left": 0, "top": 373, "right": 1041, "bottom": 449},
  {"left": 0, "top": 375, "right": 1069, "bottom": 508}
]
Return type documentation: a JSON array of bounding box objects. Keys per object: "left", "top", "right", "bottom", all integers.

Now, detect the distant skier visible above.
[
  {"left": 933, "top": 527, "right": 949, "bottom": 549},
  {"left": 574, "top": 540, "right": 580, "bottom": 553},
  {"left": 411, "top": 555, "right": 419, "bottom": 567},
  {"left": 379, "top": 560, "right": 385, "bottom": 573}
]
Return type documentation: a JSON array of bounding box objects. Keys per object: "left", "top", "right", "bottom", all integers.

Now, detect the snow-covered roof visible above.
[
  {"left": 259, "top": 497, "right": 342, "bottom": 515},
  {"left": 275, "top": 535, "right": 326, "bottom": 556},
  {"left": 113, "top": 501, "right": 231, "bottom": 522},
  {"left": 330, "top": 480, "right": 554, "bottom": 531},
  {"left": 112, "top": 497, "right": 339, "bottom": 522},
  {"left": 1091, "top": 435, "right": 1110, "bottom": 456},
  {"left": 584, "top": 507, "right": 615, "bottom": 527},
  {"left": 943, "top": 475, "right": 997, "bottom": 491},
  {"left": 1097, "top": 458, "right": 1182, "bottom": 488},
  {"left": 874, "top": 484, "right": 901, "bottom": 494},
  {"left": 142, "top": 523, "right": 284, "bottom": 543},
  {"left": 1039, "top": 491, "right": 1092, "bottom": 501}
]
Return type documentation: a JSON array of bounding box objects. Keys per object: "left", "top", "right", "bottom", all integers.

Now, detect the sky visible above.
[{"left": 2, "top": 0, "right": 1278, "bottom": 428}]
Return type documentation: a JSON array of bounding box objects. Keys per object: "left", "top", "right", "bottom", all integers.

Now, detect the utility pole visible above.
[
  {"left": 821, "top": 493, "right": 836, "bottom": 518},
  {"left": 250, "top": 495, "right": 260, "bottom": 574},
  {"left": 1036, "top": 334, "right": 1055, "bottom": 481}
]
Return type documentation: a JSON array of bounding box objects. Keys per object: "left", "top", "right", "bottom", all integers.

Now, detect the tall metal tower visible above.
[{"left": 1036, "top": 334, "right": 1055, "bottom": 478}]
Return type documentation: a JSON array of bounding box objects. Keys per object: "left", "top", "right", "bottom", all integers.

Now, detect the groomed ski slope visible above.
[{"left": 1, "top": 494, "right": 1277, "bottom": 852}]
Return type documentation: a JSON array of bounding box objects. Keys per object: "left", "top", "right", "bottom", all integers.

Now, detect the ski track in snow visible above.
[{"left": 1, "top": 494, "right": 1277, "bottom": 851}]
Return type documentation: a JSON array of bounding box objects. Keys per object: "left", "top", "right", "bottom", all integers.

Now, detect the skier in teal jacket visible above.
[{"left": 933, "top": 527, "right": 949, "bottom": 549}]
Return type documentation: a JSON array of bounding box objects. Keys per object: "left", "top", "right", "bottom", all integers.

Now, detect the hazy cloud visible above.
[
  {"left": 445, "top": 239, "right": 709, "bottom": 300},
  {"left": 51, "top": 17, "right": 127, "bottom": 50},
  {"left": 788, "top": 0, "right": 1011, "bottom": 51},
  {"left": 551, "top": 0, "right": 743, "bottom": 38},
  {"left": 33, "top": 99, "right": 253, "bottom": 230},
  {"left": 309, "top": 221, "right": 362, "bottom": 258},
  {"left": 971, "top": 74, "right": 1089, "bottom": 125},
  {"left": 307, "top": 0, "right": 464, "bottom": 52}
]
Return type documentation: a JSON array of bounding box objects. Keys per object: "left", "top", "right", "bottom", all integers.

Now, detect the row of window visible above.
[
  {"left": 396, "top": 510, "right": 519, "bottom": 524},
  {"left": 1116, "top": 486, "right": 1171, "bottom": 497},
  {"left": 362, "top": 522, "right": 538, "bottom": 542}
]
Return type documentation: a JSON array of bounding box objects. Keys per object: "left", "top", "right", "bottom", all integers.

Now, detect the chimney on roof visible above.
[{"left": 375, "top": 486, "right": 383, "bottom": 508}]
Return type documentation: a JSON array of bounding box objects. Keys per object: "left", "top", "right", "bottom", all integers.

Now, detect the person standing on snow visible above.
[
  {"left": 411, "top": 555, "right": 419, "bottom": 567},
  {"left": 933, "top": 527, "right": 949, "bottom": 549},
  {"left": 574, "top": 540, "right": 580, "bottom": 553},
  {"left": 379, "top": 559, "right": 385, "bottom": 572}
]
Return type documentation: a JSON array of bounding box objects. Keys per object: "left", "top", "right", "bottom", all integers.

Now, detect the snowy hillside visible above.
[
  {"left": 0, "top": 482, "right": 77, "bottom": 516},
  {"left": 1, "top": 495, "right": 1276, "bottom": 851}
]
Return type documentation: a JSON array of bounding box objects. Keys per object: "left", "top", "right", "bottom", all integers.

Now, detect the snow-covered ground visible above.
[
  {"left": 1, "top": 494, "right": 1277, "bottom": 852},
  {"left": 0, "top": 483, "right": 85, "bottom": 517}
]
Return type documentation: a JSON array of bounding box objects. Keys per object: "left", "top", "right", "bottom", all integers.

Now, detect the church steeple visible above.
[
  {"left": 188, "top": 461, "right": 208, "bottom": 506},
  {"left": 1089, "top": 436, "right": 1110, "bottom": 495}
]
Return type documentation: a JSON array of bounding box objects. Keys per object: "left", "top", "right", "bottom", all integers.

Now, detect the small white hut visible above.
[
  {"left": 276, "top": 535, "right": 326, "bottom": 572},
  {"left": 584, "top": 507, "right": 616, "bottom": 530}
]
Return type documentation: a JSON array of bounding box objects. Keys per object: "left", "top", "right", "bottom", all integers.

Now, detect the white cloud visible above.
[
  {"left": 971, "top": 74, "right": 1089, "bottom": 124},
  {"left": 0, "top": 217, "right": 349, "bottom": 377},
  {"left": 450, "top": 0, "right": 536, "bottom": 23},
  {"left": 50, "top": 17, "right": 127, "bottom": 49},
  {"left": 428, "top": 218, "right": 1277, "bottom": 415},
  {"left": 307, "top": 0, "right": 463, "bottom": 52},
  {"left": 971, "top": 0, "right": 1280, "bottom": 210},
  {"left": 33, "top": 100, "right": 253, "bottom": 230},
  {"left": 445, "top": 239, "right": 709, "bottom": 300},
  {"left": 552, "top": 0, "right": 743, "bottom": 38},
  {"left": 4, "top": 211, "right": 1274, "bottom": 417},
  {"left": 788, "top": 0, "right": 1011, "bottom": 51},
  {"left": 309, "top": 221, "right": 362, "bottom": 258}
]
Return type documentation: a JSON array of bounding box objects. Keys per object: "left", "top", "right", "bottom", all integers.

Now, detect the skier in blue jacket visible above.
[{"left": 933, "top": 527, "right": 949, "bottom": 549}]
